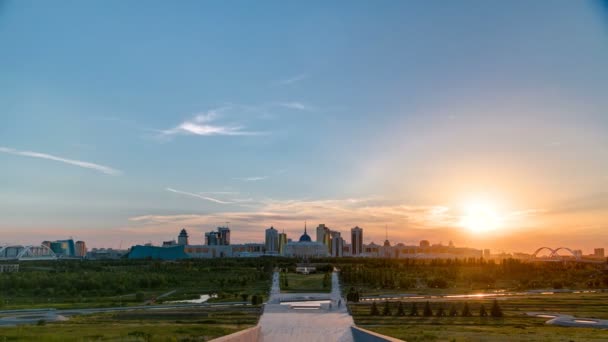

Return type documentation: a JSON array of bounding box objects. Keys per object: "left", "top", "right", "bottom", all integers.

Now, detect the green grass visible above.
[
  {"left": 0, "top": 307, "right": 260, "bottom": 341},
  {"left": 281, "top": 273, "right": 330, "bottom": 293},
  {"left": 350, "top": 293, "right": 608, "bottom": 341}
]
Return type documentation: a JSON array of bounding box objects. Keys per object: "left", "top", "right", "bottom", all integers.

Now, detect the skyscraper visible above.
[
  {"left": 316, "top": 224, "right": 331, "bottom": 253},
  {"left": 265, "top": 226, "right": 279, "bottom": 253},
  {"left": 351, "top": 226, "right": 363, "bottom": 256},
  {"left": 330, "top": 231, "right": 343, "bottom": 257},
  {"left": 75, "top": 241, "right": 87, "bottom": 257},
  {"left": 278, "top": 231, "right": 287, "bottom": 255},
  {"left": 217, "top": 227, "right": 231, "bottom": 245},
  {"left": 205, "top": 231, "right": 219, "bottom": 245}
]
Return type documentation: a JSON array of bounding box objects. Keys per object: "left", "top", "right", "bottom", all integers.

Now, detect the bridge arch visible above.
[
  {"left": 550, "top": 247, "right": 580, "bottom": 260},
  {"left": 532, "top": 247, "right": 556, "bottom": 258},
  {"left": 0, "top": 245, "right": 57, "bottom": 261}
]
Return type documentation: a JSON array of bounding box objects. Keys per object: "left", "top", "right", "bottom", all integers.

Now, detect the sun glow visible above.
[{"left": 460, "top": 201, "right": 502, "bottom": 233}]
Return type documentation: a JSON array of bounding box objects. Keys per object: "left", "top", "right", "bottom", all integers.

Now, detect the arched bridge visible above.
[
  {"left": 532, "top": 247, "right": 581, "bottom": 261},
  {"left": 0, "top": 245, "right": 57, "bottom": 261}
]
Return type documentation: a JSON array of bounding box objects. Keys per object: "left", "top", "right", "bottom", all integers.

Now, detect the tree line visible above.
[{"left": 369, "top": 299, "right": 503, "bottom": 318}]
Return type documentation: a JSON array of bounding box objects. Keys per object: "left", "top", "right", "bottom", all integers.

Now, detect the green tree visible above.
[
  {"left": 479, "top": 304, "right": 488, "bottom": 317},
  {"left": 135, "top": 292, "right": 145, "bottom": 302},
  {"left": 490, "top": 299, "right": 503, "bottom": 317},
  {"left": 436, "top": 304, "right": 445, "bottom": 317},
  {"left": 370, "top": 302, "right": 380, "bottom": 316},
  {"left": 449, "top": 303, "right": 458, "bottom": 317},
  {"left": 382, "top": 301, "right": 392, "bottom": 316},
  {"left": 396, "top": 301, "right": 405, "bottom": 316},
  {"left": 409, "top": 302, "right": 419, "bottom": 316},
  {"left": 323, "top": 272, "right": 331, "bottom": 289},
  {"left": 423, "top": 301, "right": 433, "bottom": 317},
  {"left": 461, "top": 302, "right": 472, "bottom": 317}
]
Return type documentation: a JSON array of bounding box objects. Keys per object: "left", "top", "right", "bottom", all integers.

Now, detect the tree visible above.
[
  {"left": 135, "top": 292, "right": 145, "bottom": 302},
  {"left": 436, "top": 304, "right": 445, "bottom": 317},
  {"left": 490, "top": 299, "right": 503, "bottom": 317},
  {"left": 396, "top": 301, "right": 405, "bottom": 316},
  {"left": 241, "top": 293, "right": 249, "bottom": 302},
  {"left": 382, "top": 301, "right": 392, "bottom": 316},
  {"left": 409, "top": 302, "right": 419, "bottom": 316},
  {"left": 323, "top": 273, "right": 331, "bottom": 289},
  {"left": 479, "top": 304, "right": 488, "bottom": 317},
  {"left": 449, "top": 303, "right": 458, "bottom": 317},
  {"left": 423, "top": 301, "right": 433, "bottom": 317},
  {"left": 370, "top": 302, "right": 380, "bottom": 316},
  {"left": 461, "top": 302, "right": 472, "bottom": 317}
]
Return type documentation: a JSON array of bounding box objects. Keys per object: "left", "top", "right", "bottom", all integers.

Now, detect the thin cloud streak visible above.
[
  {"left": 273, "top": 74, "right": 308, "bottom": 86},
  {"left": 0, "top": 146, "right": 121, "bottom": 175},
  {"left": 275, "top": 102, "right": 314, "bottom": 111},
  {"left": 166, "top": 187, "right": 234, "bottom": 204},
  {"left": 161, "top": 110, "right": 263, "bottom": 137},
  {"left": 233, "top": 176, "right": 268, "bottom": 182}
]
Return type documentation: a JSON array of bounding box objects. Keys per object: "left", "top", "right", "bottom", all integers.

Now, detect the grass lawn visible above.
[
  {"left": 350, "top": 293, "right": 608, "bottom": 341},
  {"left": 281, "top": 273, "right": 331, "bottom": 293},
  {"left": 0, "top": 307, "right": 261, "bottom": 341}
]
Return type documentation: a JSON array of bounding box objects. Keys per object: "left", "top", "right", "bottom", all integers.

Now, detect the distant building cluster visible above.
[
  {"left": 124, "top": 224, "right": 489, "bottom": 260},
  {"left": 1, "top": 226, "right": 606, "bottom": 262}
]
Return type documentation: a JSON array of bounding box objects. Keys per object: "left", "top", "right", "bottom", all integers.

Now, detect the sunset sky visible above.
[{"left": 1, "top": 1, "right": 607, "bottom": 253}]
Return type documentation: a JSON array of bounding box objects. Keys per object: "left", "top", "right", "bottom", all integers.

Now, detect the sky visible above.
[{"left": 1, "top": 0, "right": 607, "bottom": 253}]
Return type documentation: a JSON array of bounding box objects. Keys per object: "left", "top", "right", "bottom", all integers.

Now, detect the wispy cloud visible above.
[
  {"left": 161, "top": 109, "right": 263, "bottom": 137},
  {"left": 275, "top": 102, "right": 314, "bottom": 111},
  {"left": 165, "top": 187, "right": 233, "bottom": 204},
  {"left": 233, "top": 176, "right": 268, "bottom": 182},
  {"left": 0, "top": 146, "right": 121, "bottom": 175},
  {"left": 200, "top": 191, "right": 241, "bottom": 195},
  {"left": 273, "top": 74, "right": 308, "bottom": 86}
]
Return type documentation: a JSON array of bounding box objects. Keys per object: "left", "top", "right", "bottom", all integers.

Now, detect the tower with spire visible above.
[
  {"left": 299, "top": 221, "right": 311, "bottom": 242},
  {"left": 383, "top": 225, "right": 391, "bottom": 247}
]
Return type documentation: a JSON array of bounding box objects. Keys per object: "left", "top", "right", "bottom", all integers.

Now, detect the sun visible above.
[{"left": 460, "top": 201, "right": 502, "bottom": 233}]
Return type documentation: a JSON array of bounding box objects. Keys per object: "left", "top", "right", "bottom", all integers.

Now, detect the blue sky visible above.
[{"left": 1, "top": 1, "right": 607, "bottom": 251}]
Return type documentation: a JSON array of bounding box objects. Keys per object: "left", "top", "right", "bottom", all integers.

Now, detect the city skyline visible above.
[{"left": 1, "top": 1, "right": 608, "bottom": 253}]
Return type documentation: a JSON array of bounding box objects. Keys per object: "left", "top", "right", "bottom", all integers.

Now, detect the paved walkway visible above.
[{"left": 259, "top": 271, "right": 354, "bottom": 342}]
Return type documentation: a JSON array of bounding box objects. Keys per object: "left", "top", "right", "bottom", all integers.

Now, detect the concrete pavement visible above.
[{"left": 259, "top": 270, "right": 354, "bottom": 342}]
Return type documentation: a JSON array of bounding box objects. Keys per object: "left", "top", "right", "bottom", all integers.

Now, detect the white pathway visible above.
[{"left": 259, "top": 271, "right": 354, "bottom": 342}]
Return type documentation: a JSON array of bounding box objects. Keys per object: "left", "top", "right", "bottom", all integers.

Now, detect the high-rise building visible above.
[
  {"left": 330, "top": 231, "right": 344, "bottom": 257},
  {"left": 205, "top": 231, "right": 219, "bottom": 245},
  {"left": 278, "top": 232, "right": 287, "bottom": 255},
  {"left": 75, "top": 241, "right": 87, "bottom": 257},
  {"left": 178, "top": 229, "right": 189, "bottom": 245},
  {"left": 218, "top": 227, "right": 231, "bottom": 245},
  {"left": 594, "top": 248, "right": 605, "bottom": 258},
  {"left": 50, "top": 239, "right": 76, "bottom": 257},
  {"left": 351, "top": 226, "right": 363, "bottom": 256},
  {"left": 316, "top": 224, "right": 331, "bottom": 253},
  {"left": 265, "top": 226, "right": 279, "bottom": 253}
]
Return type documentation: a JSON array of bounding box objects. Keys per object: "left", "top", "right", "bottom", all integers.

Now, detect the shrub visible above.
[
  {"left": 396, "top": 301, "right": 405, "bottom": 316},
  {"left": 382, "top": 301, "right": 392, "bottom": 316},
  {"left": 370, "top": 302, "right": 380, "bottom": 316},
  {"left": 423, "top": 301, "right": 433, "bottom": 317},
  {"left": 461, "top": 302, "right": 472, "bottom": 317},
  {"left": 479, "top": 304, "right": 488, "bottom": 317},
  {"left": 491, "top": 299, "right": 503, "bottom": 317}
]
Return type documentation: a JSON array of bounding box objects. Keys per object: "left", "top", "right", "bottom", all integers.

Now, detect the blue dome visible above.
[{"left": 299, "top": 232, "right": 311, "bottom": 242}]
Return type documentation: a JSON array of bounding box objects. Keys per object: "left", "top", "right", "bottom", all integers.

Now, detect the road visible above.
[{"left": 259, "top": 270, "right": 354, "bottom": 342}]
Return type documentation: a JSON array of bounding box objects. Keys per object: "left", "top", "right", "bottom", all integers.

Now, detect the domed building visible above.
[
  {"left": 284, "top": 222, "right": 328, "bottom": 257},
  {"left": 298, "top": 227, "right": 312, "bottom": 242}
]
